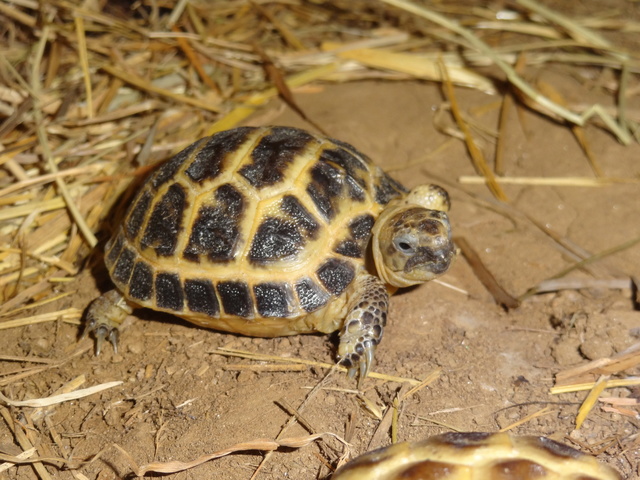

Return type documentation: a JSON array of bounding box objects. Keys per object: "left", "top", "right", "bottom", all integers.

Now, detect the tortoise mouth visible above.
[{"left": 403, "top": 245, "right": 455, "bottom": 275}]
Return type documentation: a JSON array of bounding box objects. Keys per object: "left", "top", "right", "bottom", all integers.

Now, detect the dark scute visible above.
[
  {"left": 374, "top": 171, "right": 407, "bottom": 205},
  {"left": 128, "top": 261, "right": 153, "bottom": 301},
  {"left": 254, "top": 283, "right": 292, "bottom": 318},
  {"left": 239, "top": 126, "right": 314, "bottom": 188},
  {"left": 248, "top": 217, "right": 303, "bottom": 264},
  {"left": 438, "top": 432, "right": 493, "bottom": 448},
  {"left": 334, "top": 240, "right": 362, "bottom": 258},
  {"left": 112, "top": 247, "right": 135, "bottom": 284},
  {"left": 537, "top": 436, "right": 584, "bottom": 460},
  {"left": 349, "top": 214, "right": 375, "bottom": 240},
  {"left": 490, "top": 460, "right": 547, "bottom": 479},
  {"left": 184, "top": 206, "right": 237, "bottom": 263},
  {"left": 319, "top": 147, "right": 367, "bottom": 190},
  {"left": 394, "top": 461, "right": 456, "bottom": 480},
  {"left": 306, "top": 162, "right": 344, "bottom": 220},
  {"left": 316, "top": 258, "right": 355, "bottom": 295},
  {"left": 295, "top": 277, "right": 331, "bottom": 312},
  {"left": 215, "top": 183, "right": 244, "bottom": 213},
  {"left": 345, "top": 176, "right": 365, "bottom": 201},
  {"left": 280, "top": 195, "right": 319, "bottom": 236},
  {"left": 306, "top": 184, "right": 330, "bottom": 222},
  {"left": 125, "top": 191, "right": 152, "bottom": 240},
  {"left": 326, "top": 137, "right": 369, "bottom": 161},
  {"left": 217, "top": 281, "right": 253, "bottom": 317},
  {"left": 185, "top": 279, "right": 219, "bottom": 316},
  {"left": 140, "top": 183, "right": 187, "bottom": 256},
  {"left": 183, "top": 184, "right": 244, "bottom": 263},
  {"left": 155, "top": 272, "right": 184, "bottom": 311},
  {"left": 105, "top": 233, "right": 125, "bottom": 267},
  {"left": 185, "top": 127, "right": 255, "bottom": 183},
  {"left": 152, "top": 141, "right": 199, "bottom": 189}
]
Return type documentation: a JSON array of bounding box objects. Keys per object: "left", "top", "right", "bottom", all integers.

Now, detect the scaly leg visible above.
[
  {"left": 83, "top": 290, "right": 132, "bottom": 354},
  {"left": 337, "top": 273, "right": 389, "bottom": 380}
]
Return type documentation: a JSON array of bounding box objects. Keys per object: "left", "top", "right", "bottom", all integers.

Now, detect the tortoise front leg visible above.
[
  {"left": 337, "top": 273, "right": 389, "bottom": 380},
  {"left": 83, "top": 290, "right": 132, "bottom": 354}
]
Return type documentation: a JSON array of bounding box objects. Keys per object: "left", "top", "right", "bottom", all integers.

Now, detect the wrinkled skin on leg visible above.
[{"left": 337, "top": 273, "right": 389, "bottom": 380}]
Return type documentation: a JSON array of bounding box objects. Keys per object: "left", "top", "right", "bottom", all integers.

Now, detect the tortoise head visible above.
[{"left": 372, "top": 184, "right": 455, "bottom": 288}]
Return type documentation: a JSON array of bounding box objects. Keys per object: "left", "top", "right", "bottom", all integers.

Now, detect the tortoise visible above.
[
  {"left": 332, "top": 432, "right": 621, "bottom": 480},
  {"left": 85, "top": 125, "right": 455, "bottom": 377}
]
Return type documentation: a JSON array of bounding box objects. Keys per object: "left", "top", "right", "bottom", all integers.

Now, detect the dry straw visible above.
[{"left": 1, "top": 0, "right": 637, "bottom": 477}]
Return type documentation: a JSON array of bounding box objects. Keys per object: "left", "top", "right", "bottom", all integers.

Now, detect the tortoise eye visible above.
[
  {"left": 393, "top": 236, "right": 415, "bottom": 254},
  {"left": 398, "top": 242, "right": 411, "bottom": 251}
]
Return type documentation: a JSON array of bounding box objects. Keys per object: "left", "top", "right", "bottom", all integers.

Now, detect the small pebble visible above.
[
  {"left": 551, "top": 339, "right": 583, "bottom": 365},
  {"left": 579, "top": 336, "right": 613, "bottom": 360},
  {"left": 236, "top": 370, "right": 256, "bottom": 383}
]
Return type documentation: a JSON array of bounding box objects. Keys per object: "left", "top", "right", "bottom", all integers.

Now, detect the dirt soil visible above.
[{"left": 2, "top": 77, "right": 640, "bottom": 479}]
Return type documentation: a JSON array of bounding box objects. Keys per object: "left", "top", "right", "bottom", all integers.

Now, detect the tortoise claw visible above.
[
  {"left": 94, "top": 325, "right": 107, "bottom": 355},
  {"left": 80, "top": 314, "right": 96, "bottom": 341},
  {"left": 339, "top": 340, "right": 376, "bottom": 384},
  {"left": 346, "top": 362, "right": 357, "bottom": 380},
  {"left": 362, "top": 346, "right": 374, "bottom": 379},
  {"left": 85, "top": 290, "right": 130, "bottom": 355},
  {"left": 94, "top": 325, "right": 119, "bottom": 355}
]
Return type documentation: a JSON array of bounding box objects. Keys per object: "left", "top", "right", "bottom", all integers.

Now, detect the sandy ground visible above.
[{"left": 1, "top": 76, "right": 639, "bottom": 479}]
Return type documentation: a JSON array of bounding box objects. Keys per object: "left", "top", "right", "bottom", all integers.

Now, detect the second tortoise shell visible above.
[{"left": 332, "top": 432, "right": 621, "bottom": 480}]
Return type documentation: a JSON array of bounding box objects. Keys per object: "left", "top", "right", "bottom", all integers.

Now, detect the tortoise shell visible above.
[
  {"left": 104, "top": 126, "right": 408, "bottom": 336},
  {"left": 332, "top": 432, "right": 621, "bottom": 480}
]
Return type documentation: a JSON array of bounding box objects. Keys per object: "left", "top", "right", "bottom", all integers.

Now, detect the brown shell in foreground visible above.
[{"left": 332, "top": 432, "right": 621, "bottom": 480}]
